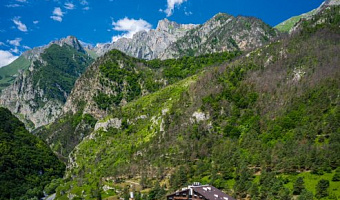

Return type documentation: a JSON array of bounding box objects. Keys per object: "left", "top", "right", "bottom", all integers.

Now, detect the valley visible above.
[{"left": 0, "top": 1, "right": 339, "bottom": 200}]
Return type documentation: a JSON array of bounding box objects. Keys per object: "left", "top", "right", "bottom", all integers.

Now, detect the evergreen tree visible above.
[
  {"left": 293, "top": 177, "right": 305, "bottom": 195},
  {"left": 170, "top": 166, "right": 188, "bottom": 190},
  {"left": 315, "top": 179, "right": 330, "bottom": 199},
  {"left": 332, "top": 168, "right": 340, "bottom": 182},
  {"left": 123, "top": 187, "right": 130, "bottom": 200},
  {"left": 249, "top": 183, "right": 260, "bottom": 200},
  {"left": 134, "top": 192, "right": 142, "bottom": 200},
  {"left": 278, "top": 187, "right": 292, "bottom": 200},
  {"left": 233, "top": 163, "right": 252, "bottom": 198},
  {"left": 297, "top": 190, "right": 314, "bottom": 200},
  {"left": 148, "top": 183, "right": 166, "bottom": 200}
]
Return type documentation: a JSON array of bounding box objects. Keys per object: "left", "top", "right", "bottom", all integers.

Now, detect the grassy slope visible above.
[
  {"left": 283, "top": 171, "right": 340, "bottom": 198},
  {"left": 56, "top": 76, "right": 198, "bottom": 199},
  {"left": 36, "top": 50, "right": 239, "bottom": 159},
  {"left": 0, "top": 56, "right": 30, "bottom": 92},
  {"left": 275, "top": 9, "right": 317, "bottom": 32}
]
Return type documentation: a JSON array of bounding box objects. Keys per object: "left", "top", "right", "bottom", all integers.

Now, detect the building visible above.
[{"left": 167, "top": 183, "right": 236, "bottom": 200}]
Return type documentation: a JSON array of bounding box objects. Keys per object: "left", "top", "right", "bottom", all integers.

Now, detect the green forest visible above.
[{"left": 0, "top": 107, "right": 65, "bottom": 200}]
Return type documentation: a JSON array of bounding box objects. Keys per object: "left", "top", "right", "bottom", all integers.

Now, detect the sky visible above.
[{"left": 0, "top": 0, "right": 325, "bottom": 67}]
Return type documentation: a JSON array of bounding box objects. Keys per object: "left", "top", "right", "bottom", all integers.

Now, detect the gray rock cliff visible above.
[{"left": 0, "top": 36, "right": 93, "bottom": 129}]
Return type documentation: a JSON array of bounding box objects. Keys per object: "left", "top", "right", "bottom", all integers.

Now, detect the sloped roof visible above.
[
  {"left": 167, "top": 185, "right": 236, "bottom": 200},
  {"left": 192, "top": 185, "right": 236, "bottom": 200}
]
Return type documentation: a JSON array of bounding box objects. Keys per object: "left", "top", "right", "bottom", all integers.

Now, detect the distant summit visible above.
[
  {"left": 156, "top": 18, "right": 197, "bottom": 33},
  {"left": 51, "top": 35, "right": 85, "bottom": 53},
  {"left": 275, "top": 0, "right": 340, "bottom": 32}
]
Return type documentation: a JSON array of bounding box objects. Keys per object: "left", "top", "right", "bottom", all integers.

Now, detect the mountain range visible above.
[
  {"left": 0, "top": 12, "right": 278, "bottom": 130},
  {"left": 0, "top": 1, "right": 340, "bottom": 200}
]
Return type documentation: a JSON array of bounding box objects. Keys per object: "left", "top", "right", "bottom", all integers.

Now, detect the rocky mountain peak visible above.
[
  {"left": 156, "top": 18, "right": 197, "bottom": 33},
  {"left": 211, "top": 12, "right": 233, "bottom": 21},
  {"left": 156, "top": 18, "right": 181, "bottom": 33},
  {"left": 51, "top": 35, "right": 85, "bottom": 52},
  {"left": 324, "top": 0, "right": 340, "bottom": 5}
]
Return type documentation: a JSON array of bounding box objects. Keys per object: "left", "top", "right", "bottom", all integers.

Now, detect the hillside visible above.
[
  {"left": 275, "top": 0, "right": 340, "bottom": 33},
  {"left": 35, "top": 50, "right": 240, "bottom": 159},
  {"left": 0, "top": 36, "right": 93, "bottom": 129},
  {"left": 0, "top": 107, "right": 65, "bottom": 200},
  {"left": 275, "top": 9, "right": 317, "bottom": 32},
  {"left": 48, "top": 5, "right": 340, "bottom": 200},
  {"left": 0, "top": 56, "right": 30, "bottom": 92}
]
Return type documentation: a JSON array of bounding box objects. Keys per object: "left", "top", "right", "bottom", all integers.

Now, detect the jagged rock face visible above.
[
  {"left": 0, "top": 70, "right": 63, "bottom": 128},
  {"left": 160, "top": 13, "right": 278, "bottom": 59},
  {"left": 325, "top": 0, "right": 340, "bottom": 5},
  {"left": 93, "top": 15, "right": 277, "bottom": 60},
  {"left": 63, "top": 50, "right": 163, "bottom": 119},
  {"left": 21, "top": 36, "right": 84, "bottom": 60},
  {"left": 62, "top": 55, "right": 107, "bottom": 119},
  {"left": 0, "top": 36, "right": 93, "bottom": 129},
  {"left": 93, "top": 19, "right": 197, "bottom": 60},
  {"left": 51, "top": 36, "right": 85, "bottom": 53},
  {"left": 22, "top": 46, "right": 46, "bottom": 61}
]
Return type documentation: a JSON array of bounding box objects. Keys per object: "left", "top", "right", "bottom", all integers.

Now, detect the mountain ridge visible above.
[
  {"left": 275, "top": 0, "right": 340, "bottom": 32},
  {"left": 0, "top": 12, "right": 277, "bottom": 130},
  {"left": 93, "top": 13, "right": 278, "bottom": 60},
  {"left": 0, "top": 36, "right": 93, "bottom": 129}
]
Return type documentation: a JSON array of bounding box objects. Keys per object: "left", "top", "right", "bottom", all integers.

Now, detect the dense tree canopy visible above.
[{"left": 0, "top": 108, "right": 65, "bottom": 200}]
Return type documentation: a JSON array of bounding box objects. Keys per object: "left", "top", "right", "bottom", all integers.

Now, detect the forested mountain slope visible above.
[
  {"left": 0, "top": 107, "right": 65, "bottom": 200},
  {"left": 0, "top": 36, "right": 93, "bottom": 129},
  {"left": 36, "top": 50, "right": 240, "bottom": 159},
  {"left": 51, "top": 5, "right": 340, "bottom": 200}
]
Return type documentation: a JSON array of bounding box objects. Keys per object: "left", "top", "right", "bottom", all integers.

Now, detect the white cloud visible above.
[
  {"left": 0, "top": 42, "right": 5, "bottom": 46},
  {"left": 16, "top": 0, "right": 27, "bottom": 2},
  {"left": 7, "top": 38, "right": 22, "bottom": 47},
  {"left": 53, "top": 7, "right": 64, "bottom": 16},
  {"left": 33, "top": 20, "right": 39, "bottom": 24},
  {"left": 83, "top": 6, "right": 90, "bottom": 10},
  {"left": 12, "top": 17, "right": 28, "bottom": 32},
  {"left": 0, "top": 50, "right": 18, "bottom": 68},
  {"left": 51, "top": 7, "right": 64, "bottom": 22},
  {"left": 164, "top": 0, "right": 187, "bottom": 17},
  {"left": 23, "top": 45, "right": 31, "bottom": 49},
  {"left": 184, "top": 6, "right": 192, "bottom": 16},
  {"left": 64, "top": 2, "right": 75, "bottom": 10},
  {"left": 51, "top": 16, "right": 62, "bottom": 22},
  {"left": 185, "top": 11, "right": 192, "bottom": 16},
  {"left": 11, "top": 47, "right": 19, "bottom": 54},
  {"left": 6, "top": 4, "right": 22, "bottom": 8},
  {"left": 111, "top": 17, "right": 152, "bottom": 42},
  {"left": 79, "top": 0, "right": 88, "bottom": 5}
]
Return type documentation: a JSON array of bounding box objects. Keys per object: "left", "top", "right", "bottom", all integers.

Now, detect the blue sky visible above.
[{"left": 0, "top": 0, "right": 324, "bottom": 67}]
